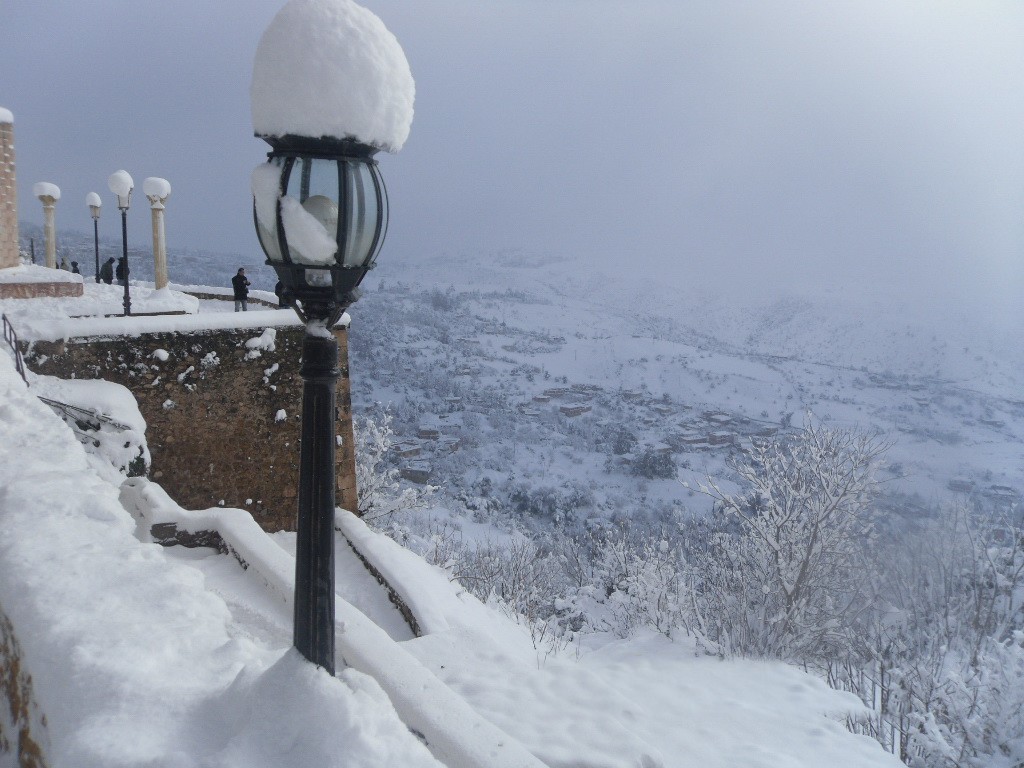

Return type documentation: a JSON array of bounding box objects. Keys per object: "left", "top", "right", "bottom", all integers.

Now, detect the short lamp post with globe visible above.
[
  {"left": 107, "top": 170, "right": 134, "bottom": 316},
  {"left": 249, "top": 0, "right": 414, "bottom": 675},
  {"left": 87, "top": 192, "right": 102, "bottom": 283}
]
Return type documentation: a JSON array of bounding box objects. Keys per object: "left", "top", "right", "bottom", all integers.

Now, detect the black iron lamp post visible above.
[
  {"left": 252, "top": 134, "right": 388, "bottom": 674},
  {"left": 108, "top": 171, "right": 133, "bottom": 316},
  {"left": 87, "top": 192, "right": 101, "bottom": 283}
]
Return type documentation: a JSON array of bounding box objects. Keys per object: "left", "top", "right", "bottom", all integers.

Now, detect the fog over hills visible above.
[
  {"left": 357, "top": 249, "right": 1022, "bottom": 516},
  {"left": 25, "top": 222, "right": 1021, "bottom": 523},
  {"left": 13, "top": 220, "right": 1024, "bottom": 765}
]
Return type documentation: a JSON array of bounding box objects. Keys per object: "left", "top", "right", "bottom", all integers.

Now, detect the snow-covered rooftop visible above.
[{"left": 250, "top": 0, "right": 414, "bottom": 153}]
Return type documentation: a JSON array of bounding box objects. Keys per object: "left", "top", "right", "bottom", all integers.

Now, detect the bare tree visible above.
[
  {"left": 692, "top": 419, "right": 889, "bottom": 660},
  {"left": 845, "top": 503, "right": 1024, "bottom": 766},
  {"left": 355, "top": 411, "right": 430, "bottom": 523}
]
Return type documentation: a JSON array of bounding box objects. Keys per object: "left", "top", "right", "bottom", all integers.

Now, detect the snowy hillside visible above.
[
  {"left": 343, "top": 249, "right": 1022, "bottom": 521},
  {"left": 0, "top": 318, "right": 902, "bottom": 767},
  {"left": 6, "top": 229, "right": 1021, "bottom": 766}
]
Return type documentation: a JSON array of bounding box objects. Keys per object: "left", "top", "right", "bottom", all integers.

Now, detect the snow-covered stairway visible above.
[{"left": 119, "top": 479, "right": 548, "bottom": 768}]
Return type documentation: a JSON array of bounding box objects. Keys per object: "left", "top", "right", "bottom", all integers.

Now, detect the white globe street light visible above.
[
  {"left": 107, "top": 170, "right": 134, "bottom": 316},
  {"left": 87, "top": 192, "right": 102, "bottom": 283}
]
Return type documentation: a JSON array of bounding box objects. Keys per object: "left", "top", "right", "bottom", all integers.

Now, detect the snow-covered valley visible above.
[
  {"left": 3, "top": 232, "right": 1021, "bottom": 767},
  {"left": 345, "top": 250, "right": 1023, "bottom": 526}
]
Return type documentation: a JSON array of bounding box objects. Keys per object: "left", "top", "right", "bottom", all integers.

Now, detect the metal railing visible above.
[
  {"left": 1, "top": 313, "right": 27, "bottom": 386},
  {"left": 37, "top": 396, "right": 133, "bottom": 434},
  {"left": 1, "top": 315, "right": 134, "bottom": 437}
]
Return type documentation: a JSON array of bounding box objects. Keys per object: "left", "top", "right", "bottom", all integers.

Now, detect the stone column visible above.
[
  {"left": 334, "top": 326, "right": 359, "bottom": 514},
  {"left": 0, "top": 109, "right": 18, "bottom": 270},
  {"left": 33, "top": 183, "right": 61, "bottom": 269},
  {"left": 143, "top": 177, "right": 171, "bottom": 289}
]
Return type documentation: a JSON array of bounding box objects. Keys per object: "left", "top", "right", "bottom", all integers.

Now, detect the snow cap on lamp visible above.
[
  {"left": 33, "top": 182, "right": 61, "bottom": 201},
  {"left": 250, "top": 0, "right": 415, "bottom": 154},
  {"left": 143, "top": 177, "right": 171, "bottom": 200},
  {"left": 108, "top": 170, "right": 134, "bottom": 209}
]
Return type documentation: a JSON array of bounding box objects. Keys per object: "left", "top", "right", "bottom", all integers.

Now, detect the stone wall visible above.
[
  {"left": 0, "top": 282, "right": 82, "bottom": 300},
  {"left": 24, "top": 326, "right": 357, "bottom": 533},
  {"left": 0, "top": 609, "right": 47, "bottom": 768}
]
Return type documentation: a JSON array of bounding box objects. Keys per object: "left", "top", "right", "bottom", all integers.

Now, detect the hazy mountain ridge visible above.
[
  {"left": 16, "top": 226, "right": 1021, "bottom": 516},
  {"left": 349, "top": 250, "right": 1022, "bottom": 521}
]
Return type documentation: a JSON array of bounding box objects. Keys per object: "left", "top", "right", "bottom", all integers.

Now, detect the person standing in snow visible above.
[
  {"left": 232, "top": 268, "right": 251, "bottom": 312},
  {"left": 70, "top": 261, "right": 81, "bottom": 274},
  {"left": 274, "top": 280, "right": 288, "bottom": 308},
  {"left": 115, "top": 256, "right": 128, "bottom": 286},
  {"left": 99, "top": 258, "right": 115, "bottom": 284},
  {"left": 59, "top": 257, "right": 70, "bottom": 271}
]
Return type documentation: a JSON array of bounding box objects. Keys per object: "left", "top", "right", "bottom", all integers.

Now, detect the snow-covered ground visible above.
[
  {"left": 0, "top": 278, "right": 904, "bottom": 765},
  {"left": 0, "top": 280, "right": 301, "bottom": 345},
  {"left": 0, "top": 344, "right": 440, "bottom": 768}
]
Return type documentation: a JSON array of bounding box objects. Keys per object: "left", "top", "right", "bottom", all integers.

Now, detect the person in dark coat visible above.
[
  {"left": 274, "top": 280, "right": 288, "bottom": 308},
  {"left": 232, "top": 268, "right": 251, "bottom": 312},
  {"left": 70, "top": 261, "right": 81, "bottom": 274},
  {"left": 99, "top": 258, "right": 115, "bottom": 285},
  {"left": 115, "top": 256, "right": 128, "bottom": 286}
]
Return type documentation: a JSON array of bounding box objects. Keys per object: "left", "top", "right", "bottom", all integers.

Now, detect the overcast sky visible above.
[{"left": 3, "top": 1, "right": 1023, "bottom": 323}]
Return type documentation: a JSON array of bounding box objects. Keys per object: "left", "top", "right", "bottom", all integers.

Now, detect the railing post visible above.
[{"left": 1, "top": 314, "right": 27, "bottom": 386}]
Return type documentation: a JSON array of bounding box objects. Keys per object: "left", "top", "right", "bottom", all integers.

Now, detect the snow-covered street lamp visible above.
[
  {"left": 87, "top": 192, "right": 102, "bottom": 283},
  {"left": 33, "top": 182, "right": 60, "bottom": 269},
  {"left": 107, "top": 170, "right": 133, "bottom": 316},
  {"left": 251, "top": 0, "right": 414, "bottom": 675},
  {"left": 144, "top": 177, "right": 171, "bottom": 290}
]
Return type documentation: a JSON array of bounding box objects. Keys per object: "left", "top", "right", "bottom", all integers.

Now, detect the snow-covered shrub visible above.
[
  {"left": 411, "top": 519, "right": 577, "bottom": 653},
  {"left": 427, "top": 288, "right": 460, "bottom": 312},
  {"left": 587, "top": 523, "right": 685, "bottom": 638},
  {"left": 629, "top": 448, "right": 676, "bottom": 480},
  {"left": 408, "top": 515, "right": 688, "bottom": 648},
  {"left": 548, "top": 520, "right": 687, "bottom": 640},
  {"left": 355, "top": 410, "right": 430, "bottom": 522},
  {"left": 690, "top": 420, "right": 887, "bottom": 661},
  {"left": 460, "top": 538, "right": 566, "bottom": 620},
  {"left": 506, "top": 482, "right": 595, "bottom": 527},
  {"left": 838, "top": 503, "right": 1024, "bottom": 767},
  {"left": 611, "top": 428, "right": 638, "bottom": 456}
]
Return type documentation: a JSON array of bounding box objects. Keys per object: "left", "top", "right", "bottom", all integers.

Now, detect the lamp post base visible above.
[
  {"left": 293, "top": 323, "right": 340, "bottom": 674},
  {"left": 93, "top": 219, "right": 100, "bottom": 284}
]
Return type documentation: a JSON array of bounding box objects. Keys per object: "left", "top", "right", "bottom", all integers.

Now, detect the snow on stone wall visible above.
[{"left": 24, "top": 326, "right": 358, "bottom": 530}]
